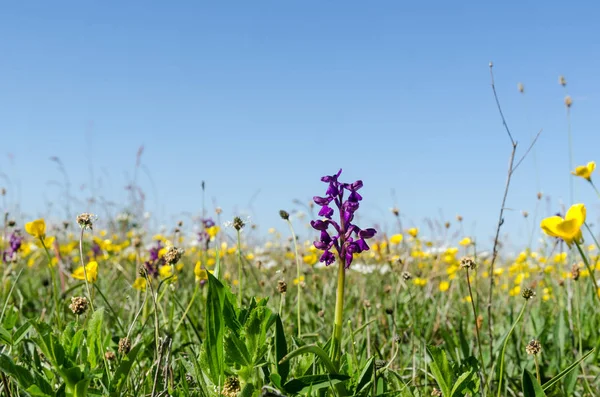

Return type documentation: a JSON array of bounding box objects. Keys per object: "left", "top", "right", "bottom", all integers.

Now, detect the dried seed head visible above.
[
  {"left": 565, "top": 95, "right": 573, "bottom": 108},
  {"left": 277, "top": 280, "right": 287, "bottom": 294},
  {"left": 384, "top": 285, "right": 392, "bottom": 293},
  {"left": 456, "top": 215, "right": 463, "bottom": 222},
  {"left": 375, "top": 359, "right": 387, "bottom": 369},
  {"left": 118, "top": 337, "right": 131, "bottom": 355},
  {"left": 163, "top": 246, "right": 183, "bottom": 265},
  {"left": 105, "top": 351, "right": 116, "bottom": 361},
  {"left": 363, "top": 299, "right": 371, "bottom": 308},
  {"left": 0, "top": 188, "right": 5, "bottom": 196},
  {"left": 537, "top": 192, "right": 543, "bottom": 200},
  {"left": 69, "top": 296, "right": 89, "bottom": 315},
  {"left": 559, "top": 75, "right": 567, "bottom": 86},
  {"left": 460, "top": 256, "right": 476, "bottom": 270},
  {"left": 317, "top": 309, "right": 325, "bottom": 317},
  {"left": 522, "top": 211, "right": 529, "bottom": 218},
  {"left": 215, "top": 207, "right": 223, "bottom": 215},
  {"left": 571, "top": 264, "right": 581, "bottom": 281},
  {"left": 402, "top": 271, "right": 412, "bottom": 281},
  {"left": 518, "top": 82, "right": 525, "bottom": 93},
  {"left": 233, "top": 216, "right": 245, "bottom": 231},
  {"left": 526, "top": 339, "right": 542, "bottom": 355},
  {"left": 391, "top": 207, "right": 400, "bottom": 217},
  {"left": 222, "top": 376, "right": 241, "bottom": 397},
  {"left": 385, "top": 307, "right": 393, "bottom": 315},
  {"left": 279, "top": 210, "right": 290, "bottom": 220},
  {"left": 132, "top": 236, "right": 142, "bottom": 248},
  {"left": 522, "top": 288, "right": 536, "bottom": 300},
  {"left": 431, "top": 388, "right": 443, "bottom": 397},
  {"left": 76, "top": 213, "right": 96, "bottom": 229},
  {"left": 445, "top": 221, "right": 451, "bottom": 229},
  {"left": 7, "top": 219, "right": 16, "bottom": 227}
]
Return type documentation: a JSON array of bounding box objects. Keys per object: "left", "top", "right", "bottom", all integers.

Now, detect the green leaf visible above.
[
  {"left": 356, "top": 357, "right": 374, "bottom": 394},
  {"left": 224, "top": 329, "right": 251, "bottom": 366},
  {"left": 239, "top": 382, "right": 255, "bottom": 397},
  {"left": 283, "top": 374, "right": 350, "bottom": 394},
  {"left": 113, "top": 342, "right": 143, "bottom": 393},
  {"left": 87, "top": 308, "right": 104, "bottom": 368},
  {"left": 205, "top": 271, "right": 225, "bottom": 386},
  {"left": 522, "top": 368, "right": 546, "bottom": 397},
  {"left": 279, "top": 344, "right": 338, "bottom": 375},
  {"left": 13, "top": 320, "right": 32, "bottom": 345},
  {"left": 274, "top": 314, "right": 289, "bottom": 384},
  {"left": 542, "top": 348, "right": 594, "bottom": 391},
  {"left": 426, "top": 345, "right": 452, "bottom": 397},
  {"left": 0, "top": 353, "right": 33, "bottom": 387},
  {"left": 0, "top": 326, "right": 12, "bottom": 344},
  {"left": 74, "top": 378, "right": 91, "bottom": 397}
]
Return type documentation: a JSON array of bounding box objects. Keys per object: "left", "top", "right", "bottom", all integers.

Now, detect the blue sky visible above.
[{"left": 1, "top": 1, "right": 599, "bottom": 249}]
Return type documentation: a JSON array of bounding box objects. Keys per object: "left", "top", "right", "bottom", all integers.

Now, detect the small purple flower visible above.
[
  {"left": 311, "top": 169, "right": 377, "bottom": 268},
  {"left": 2, "top": 230, "right": 23, "bottom": 263}
]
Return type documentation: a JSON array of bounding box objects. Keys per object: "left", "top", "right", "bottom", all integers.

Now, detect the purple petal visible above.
[
  {"left": 359, "top": 228, "right": 377, "bottom": 239},
  {"left": 310, "top": 220, "right": 329, "bottom": 231},
  {"left": 318, "top": 205, "right": 334, "bottom": 218},
  {"left": 313, "top": 196, "right": 333, "bottom": 206}
]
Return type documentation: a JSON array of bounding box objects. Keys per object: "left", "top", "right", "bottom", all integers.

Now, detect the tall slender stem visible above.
[
  {"left": 574, "top": 242, "right": 600, "bottom": 304},
  {"left": 331, "top": 258, "right": 346, "bottom": 368},
  {"left": 466, "top": 268, "right": 486, "bottom": 390},
  {"left": 78, "top": 228, "right": 95, "bottom": 312},
  {"left": 286, "top": 219, "right": 302, "bottom": 336},
  {"left": 236, "top": 229, "right": 243, "bottom": 308}
]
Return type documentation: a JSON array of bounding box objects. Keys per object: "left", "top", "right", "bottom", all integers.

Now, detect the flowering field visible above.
[
  {"left": 0, "top": 73, "right": 599, "bottom": 396},
  {"left": 1, "top": 149, "right": 600, "bottom": 397}
]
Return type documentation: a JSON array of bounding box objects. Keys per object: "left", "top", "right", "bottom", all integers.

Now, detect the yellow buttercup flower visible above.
[
  {"left": 389, "top": 234, "right": 403, "bottom": 244},
  {"left": 540, "top": 203, "right": 586, "bottom": 247},
  {"left": 459, "top": 237, "right": 472, "bottom": 246},
  {"left": 72, "top": 261, "right": 98, "bottom": 283},
  {"left": 207, "top": 226, "right": 220, "bottom": 239},
  {"left": 25, "top": 219, "right": 46, "bottom": 239},
  {"left": 439, "top": 281, "right": 450, "bottom": 292},
  {"left": 194, "top": 261, "right": 209, "bottom": 281},
  {"left": 132, "top": 277, "right": 147, "bottom": 291},
  {"left": 571, "top": 161, "right": 596, "bottom": 181},
  {"left": 407, "top": 228, "right": 419, "bottom": 238}
]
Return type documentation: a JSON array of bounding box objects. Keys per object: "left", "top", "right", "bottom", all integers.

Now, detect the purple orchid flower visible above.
[{"left": 311, "top": 169, "right": 377, "bottom": 268}]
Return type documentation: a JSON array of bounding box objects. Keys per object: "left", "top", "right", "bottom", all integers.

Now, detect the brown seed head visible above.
[
  {"left": 69, "top": 296, "right": 89, "bottom": 315},
  {"left": 277, "top": 280, "right": 287, "bottom": 294},
  {"left": 565, "top": 95, "right": 573, "bottom": 108},
  {"left": 164, "top": 246, "right": 183, "bottom": 265},
  {"left": 222, "top": 376, "right": 241, "bottom": 397},
  {"left": 118, "top": 337, "right": 131, "bottom": 355},
  {"left": 279, "top": 210, "right": 290, "bottom": 220},
  {"left": 522, "top": 287, "right": 536, "bottom": 300},
  {"left": 537, "top": 192, "right": 543, "bottom": 200},
  {"left": 518, "top": 82, "right": 525, "bottom": 93},
  {"left": 105, "top": 351, "right": 116, "bottom": 361},
  {"left": 460, "top": 256, "right": 476, "bottom": 270},
  {"left": 526, "top": 339, "right": 542, "bottom": 355},
  {"left": 559, "top": 75, "right": 567, "bottom": 86},
  {"left": 432, "top": 387, "right": 443, "bottom": 397},
  {"left": 402, "top": 271, "right": 412, "bottom": 281},
  {"left": 76, "top": 213, "right": 96, "bottom": 229},
  {"left": 571, "top": 264, "right": 581, "bottom": 281}
]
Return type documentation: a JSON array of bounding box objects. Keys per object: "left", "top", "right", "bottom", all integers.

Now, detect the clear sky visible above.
[{"left": 1, "top": 1, "right": 599, "bottom": 250}]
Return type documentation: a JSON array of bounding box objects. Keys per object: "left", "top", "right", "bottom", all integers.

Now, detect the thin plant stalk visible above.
[
  {"left": 574, "top": 242, "right": 600, "bottom": 304},
  {"left": 534, "top": 355, "right": 541, "bottom": 383},
  {"left": 284, "top": 217, "right": 302, "bottom": 336},
  {"left": 78, "top": 227, "right": 95, "bottom": 312},
  {"left": 496, "top": 303, "right": 527, "bottom": 397},
  {"left": 236, "top": 229, "right": 243, "bottom": 307},
  {"left": 331, "top": 257, "right": 346, "bottom": 368},
  {"left": 466, "top": 267, "right": 486, "bottom": 390},
  {"left": 40, "top": 237, "right": 62, "bottom": 328}
]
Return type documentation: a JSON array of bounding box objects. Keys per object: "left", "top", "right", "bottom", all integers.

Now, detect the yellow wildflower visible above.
[
  {"left": 390, "top": 234, "right": 403, "bottom": 244},
  {"left": 407, "top": 228, "right": 419, "bottom": 238},
  {"left": 439, "top": 281, "right": 450, "bottom": 292},
  {"left": 72, "top": 261, "right": 98, "bottom": 283},
  {"left": 25, "top": 219, "right": 46, "bottom": 239},
  {"left": 132, "top": 277, "right": 146, "bottom": 291},
  {"left": 540, "top": 203, "right": 586, "bottom": 247},
  {"left": 571, "top": 161, "right": 595, "bottom": 181},
  {"left": 303, "top": 253, "right": 318, "bottom": 265},
  {"left": 459, "top": 237, "right": 471, "bottom": 246}
]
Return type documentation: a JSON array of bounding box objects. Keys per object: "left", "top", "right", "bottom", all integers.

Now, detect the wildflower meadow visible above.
[{"left": 2, "top": 3, "right": 600, "bottom": 397}]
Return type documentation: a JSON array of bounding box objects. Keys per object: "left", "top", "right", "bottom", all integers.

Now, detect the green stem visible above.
[
  {"left": 40, "top": 238, "right": 62, "bottom": 328},
  {"left": 589, "top": 180, "right": 600, "bottom": 199},
  {"left": 574, "top": 242, "right": 600, "bottom": 304},
  {"left": 466, "top": 268, "right": 486, "bottom": 390},
  {"left": 496, "top": 303, "right": 527, "bottom": 397},
  {"left": 286, "top": 219, "right": 302, "bottom": 337},
  {"left": 77, "top": 228, "right": 95, "bottom": 312},
  {"left": 236, "top": 229, "right": 243, "bottom": 307},
  {"left": 330, "top": 258, "right": 346, "bottom": 369},
  {"left": 534, "top": 354, "right": 541, "bottom": 383}
]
